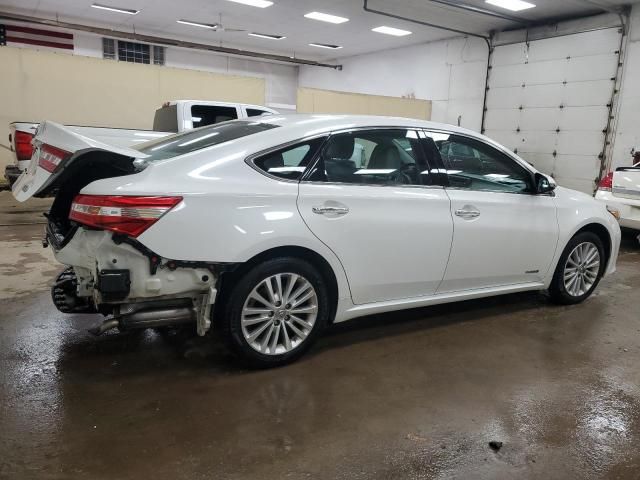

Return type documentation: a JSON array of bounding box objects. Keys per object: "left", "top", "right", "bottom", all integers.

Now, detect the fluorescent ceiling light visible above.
[
  {"left": 372, "top": 26, "right": 412, "bottom": 37},
  {"left": 177, "top": 20, "right": 218, "bottom": 29},
  {"left": 304, "top": 12, "right": 349, "bottom": 24},
  {"left": 485, "top": 0, "right": 535, "bottom": 11},
  {"left": 248, "top": 32, "right": 286, "bottom": 40},
  {"left": 309, "top": 43, "right": 343, "bottom": 49},
  {"left": 91, "top": 3, "right": 139, "bottom": 14},
  {"left": 225, "top": 0, "right": 273, "bottom": 8}
]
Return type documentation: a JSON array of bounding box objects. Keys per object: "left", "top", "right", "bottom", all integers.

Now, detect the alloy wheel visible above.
[
  {"left": 563, "top": 242, "right": 601, "bottom": 297},
  {"left": 241, "top": 273, "right": 318, "bottom": 355}
]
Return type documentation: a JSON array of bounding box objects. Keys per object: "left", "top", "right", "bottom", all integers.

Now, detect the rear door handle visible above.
[
  {"left": 312, "top": 206, "right": 349, "bottom": 216},
  {"left": 454, "top": 208, "right": 480, "bottom": 219}
]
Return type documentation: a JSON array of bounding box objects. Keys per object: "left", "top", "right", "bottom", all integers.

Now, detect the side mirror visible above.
[{"left": 535, "top": 172, "right": 556, "bottom": 194}]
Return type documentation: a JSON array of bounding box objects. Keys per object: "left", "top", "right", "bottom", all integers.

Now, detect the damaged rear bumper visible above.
[
  {"left": 53, "top": 228, "right": 216, "bottom": 301},
  {"left": 48, "top": 226, "right": 227, "bottom": 335}
]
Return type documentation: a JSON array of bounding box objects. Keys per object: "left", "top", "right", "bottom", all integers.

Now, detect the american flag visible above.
[{"left": 0, "top": 24, "right": 74, "bottom": 51}]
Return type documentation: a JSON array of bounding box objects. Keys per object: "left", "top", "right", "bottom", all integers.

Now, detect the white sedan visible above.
[{"left": 14, "top": 115, "right": 621, "bottom": 367}]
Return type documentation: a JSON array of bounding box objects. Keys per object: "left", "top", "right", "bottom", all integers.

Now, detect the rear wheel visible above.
[
  {"left": 221, "top": 257, "right": 329, "bottom": 368},
  {"left": 549, "top": 232, "right": 606, "bottom": 305}
]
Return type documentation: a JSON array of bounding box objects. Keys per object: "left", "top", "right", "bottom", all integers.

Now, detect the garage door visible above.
[{"left": 484, "top": 28, "right": 621, "bottom": 193}]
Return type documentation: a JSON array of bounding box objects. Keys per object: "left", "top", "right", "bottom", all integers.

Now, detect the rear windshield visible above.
[
  {"left": 153, "top": 105, "right": 179, "bottom": 132},
  {"left": 135, "top": 121, "right": 279, "bottom": 162}
]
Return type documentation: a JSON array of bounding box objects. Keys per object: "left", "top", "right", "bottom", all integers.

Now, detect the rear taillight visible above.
[
  {"left": 69, "top": 195, "right": 183, "bottom": 237},
  {"left": 14, "top": 131, "right": 35, "bottom": 161},
  {"left": 598, "top": 172, "right": 613, "bottom": 191},
  {"left": 38, "top": 144, "right": 72, "bottom": 173}
]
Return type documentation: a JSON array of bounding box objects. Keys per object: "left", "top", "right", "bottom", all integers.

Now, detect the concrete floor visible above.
[{"left": 1, "top": 191, "right": 640, "bottom": 480}]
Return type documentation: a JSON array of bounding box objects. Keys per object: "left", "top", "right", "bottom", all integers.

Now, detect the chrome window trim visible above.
[{"left": 301, "top": 180, "right": 445, "bottom": 191}]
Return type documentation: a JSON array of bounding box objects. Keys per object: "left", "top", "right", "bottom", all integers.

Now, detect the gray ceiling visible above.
[{"left": 0, "top": 0, "right": 636, "bottom": 60}]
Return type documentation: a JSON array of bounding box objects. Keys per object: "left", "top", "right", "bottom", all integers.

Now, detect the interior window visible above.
[
  {"left": 191, "top": 105, "right": 238, "bottom": 128},
  {"left": 246, "top": 108, "right": 271, "bottom": 117},
  {"left": 253, "top": 138, "right": 326, "bottom": 181},
  {"left": 427, "top": 133, "right": 533, "bottom": 193},
  {"left": 307, "top": 130, "right": 427, "bottom": 186}
]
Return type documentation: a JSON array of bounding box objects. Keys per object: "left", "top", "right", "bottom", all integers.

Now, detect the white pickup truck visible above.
[{"left": 4, "top": 99, "right": 278, "bottom": 185}]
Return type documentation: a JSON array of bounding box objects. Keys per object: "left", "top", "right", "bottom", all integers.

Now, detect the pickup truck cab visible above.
[{"left": 4, "top": 100, "right": 278, "bottom": 185}]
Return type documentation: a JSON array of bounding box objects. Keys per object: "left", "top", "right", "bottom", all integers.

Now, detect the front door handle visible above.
[
  {"left": 312, "top": 205, "right": 349, "bottom": 216},
  {"left": 454, "top": 208, "right": 480, "bottom": 219}
]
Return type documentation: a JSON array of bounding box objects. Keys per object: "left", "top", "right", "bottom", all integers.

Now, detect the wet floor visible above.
[{"left": 1, "top": 207, "right": 640, "bottom": 478}]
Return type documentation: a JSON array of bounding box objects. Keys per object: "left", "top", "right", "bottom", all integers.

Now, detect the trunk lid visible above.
[
  {"left": 12, "top": 120, "right": 149, "bottom": 202},
  {"left": 612, "top": 165, "right": 640, "bottom": 201}
]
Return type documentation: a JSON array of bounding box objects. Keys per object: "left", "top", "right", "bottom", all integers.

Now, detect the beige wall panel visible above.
[
  {"left": 0, "top": 46, "right": 265, "bottom": 174},
  {"left": 297, "top": 87, "right": 431, "bottom": 120}
]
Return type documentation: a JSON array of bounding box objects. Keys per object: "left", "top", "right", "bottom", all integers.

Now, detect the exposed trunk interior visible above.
[{"left": 47, "top": 151, "right": 139, "bottom": 243}]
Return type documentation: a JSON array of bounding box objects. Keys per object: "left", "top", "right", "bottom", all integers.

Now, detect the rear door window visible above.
[
  {"left": 136, "top": 121, "right": 279, "bottom": 161},
  {"left": 191, "top": 105, "right": 238, "bottom": 128}
]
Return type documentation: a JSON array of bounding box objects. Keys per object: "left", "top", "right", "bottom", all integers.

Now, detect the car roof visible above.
[{"left": 249, "top": 114, "right": 484, "bottom": 140}]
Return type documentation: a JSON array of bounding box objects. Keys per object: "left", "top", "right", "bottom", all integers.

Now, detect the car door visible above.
[
  {"left": 423, "top": 130, "right": 559, "bottom": 293},
  {"left": 297, "top": 128, "right": 454, "bottom": 305}
]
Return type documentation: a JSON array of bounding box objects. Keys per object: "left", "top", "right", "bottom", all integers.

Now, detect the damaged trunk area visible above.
[
  {"left": 41, "top": 151, "right": 218, "bottom": 336},
  {"left": 46, "top": 151, "right": 139, "bottom": 248}
]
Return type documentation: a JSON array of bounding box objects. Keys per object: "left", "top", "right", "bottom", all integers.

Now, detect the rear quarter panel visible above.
[{"left": 82, "top": 145, "right": 352, "bottom": 302}]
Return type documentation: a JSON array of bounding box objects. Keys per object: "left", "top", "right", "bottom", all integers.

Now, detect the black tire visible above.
[
  {"left": 548, "top": 231, "right": 606, "bottom": 305},
  {"left": 220, "top": 257, "right": 330, "bottom": 368},
  {"left": 51, "top": 267, "right": 97, "bottom": 314}
]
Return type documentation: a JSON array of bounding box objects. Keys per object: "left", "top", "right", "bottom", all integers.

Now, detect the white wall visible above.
[
  {"left": 73, "top": 32, "right": 298, "bottom": 109},
  {"left": 298, "top": 36, "right": 489, "bottom": 131},
  {"left": 611, "top": 5, "right": 640, "bottom": 169}
]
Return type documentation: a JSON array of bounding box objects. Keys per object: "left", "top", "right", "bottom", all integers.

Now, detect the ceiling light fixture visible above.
[
  {"left": 248, "top": 32, "right": 286, "bottom": 40},
  {"left": 225, "top": 0, "right": 273, "bottom": 8},
  {"left": 304, "top": 12, "right": 349, "bottom": 24},
  {"left": 176, "top": 20, "right": 218, "bottom": 29},
  {"left": 372, "top": 26, "right": 412, "bottom": 36},
  {"left": 91, "top": 3, "right": 139, "bottom": 15},
  {"left": 309, "top": 43, "right": 343, "bottom": 49},
  {"left": 485, "top": 0, "right": 535, "bottom": 12}
]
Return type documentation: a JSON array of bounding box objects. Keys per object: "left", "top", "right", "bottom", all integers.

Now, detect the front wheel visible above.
[
  {"left": 221, "top": 257, "right": 330, "bottom": 368},
  {"left": 548, "top": 232, "right": 606, "bottom": 305}
]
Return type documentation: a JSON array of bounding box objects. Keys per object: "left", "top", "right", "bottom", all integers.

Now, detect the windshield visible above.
[{"left": 135, "top": 121, "right": 279, "bottom": 162}]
